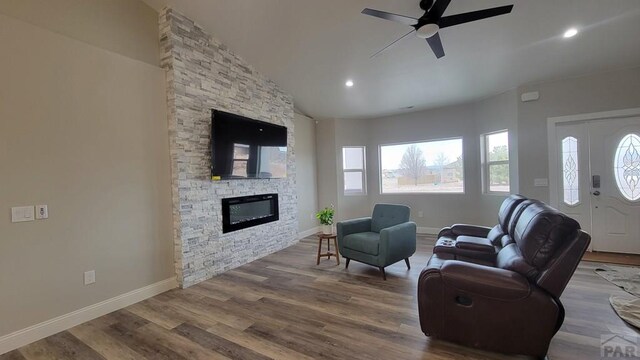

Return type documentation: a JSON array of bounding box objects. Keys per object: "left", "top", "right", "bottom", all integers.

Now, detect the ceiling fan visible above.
[{"left": 362, "top": 0, "right": 514, "bottom": 59}]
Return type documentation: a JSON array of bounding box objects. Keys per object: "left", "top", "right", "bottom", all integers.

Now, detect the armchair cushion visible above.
[
  {"left": 342, "top": 232, "right": 380, "bottom": 256},
  {"left": 371, "top": 204, "right": 410, "bottom": 233}
]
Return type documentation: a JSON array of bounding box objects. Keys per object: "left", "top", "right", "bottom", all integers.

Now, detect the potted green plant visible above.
[{"left": 316, "top": 205, "right": 335, "bottom": 235}]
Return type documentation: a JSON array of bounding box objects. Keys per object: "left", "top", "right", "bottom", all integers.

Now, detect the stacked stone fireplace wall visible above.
[{"left": 159, "top": 8, "right": 298, "bottom": 287}]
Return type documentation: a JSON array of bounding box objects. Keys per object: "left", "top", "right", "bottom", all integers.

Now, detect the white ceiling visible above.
[{"left": 142, "top": 0, "right": 640, "bottom": 119}]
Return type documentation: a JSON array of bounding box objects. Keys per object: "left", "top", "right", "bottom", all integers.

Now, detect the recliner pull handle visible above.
[{"left": 455, "top": 295, "right": 473, "bottom": 306}]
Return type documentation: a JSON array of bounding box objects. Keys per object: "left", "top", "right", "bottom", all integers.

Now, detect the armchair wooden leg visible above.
[
  {"left": 405, "top": 258, "right": 411, "bottom": 270},
  {"left": 379, "top": 267, "right": 386, "bottom": 280},
  {"left": 345, "top": 258, "right": 350, "bottom": 269}
]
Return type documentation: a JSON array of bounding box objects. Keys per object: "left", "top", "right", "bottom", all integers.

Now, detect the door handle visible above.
[{"left": 592, "top": 191, "right": 601, "bottom": 196}]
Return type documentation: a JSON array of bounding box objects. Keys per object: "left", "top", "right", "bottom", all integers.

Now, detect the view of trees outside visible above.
[
  {"left": 380, "top": 139, "right": 464, "bottom": 193},
  {"left": 486, "top": 131, "right": 510, "bottom": 192}
]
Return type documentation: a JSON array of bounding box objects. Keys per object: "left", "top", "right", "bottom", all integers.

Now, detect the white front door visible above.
[
  {"left": 553, "top": 116, "right": 640, "bottom": 254},
  {"left": 588, "top": 117, "right": 640, "bottom": 254}
]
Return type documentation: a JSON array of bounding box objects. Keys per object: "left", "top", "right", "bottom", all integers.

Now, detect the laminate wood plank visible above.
[
  {"left": 136, "top": 323, "right": 229, "bottom": 360},
  {"left": 0, "top": 351, "right": 26, "bottom": 360},
  {"left": 38, "top": 331, "right": 106, "bottom": 360},
  {"left": 15, "top": 340, "right": 60, "bottom": 360},
  {"left": 205, "top": 322, "right": 315, "bottom": 360},
  {"left": 102, "top": 323, "right": 187, "bottom": 360},
  {"left": 172, "top": 323, "right": 270, "bottom": 360},
  {"left": 67, "top": 322, "right": 146, "bottom": 360}
]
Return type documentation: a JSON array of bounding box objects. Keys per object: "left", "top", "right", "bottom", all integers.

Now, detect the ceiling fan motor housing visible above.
[{"left": 420, "top": 0, "right": 435, "bottom": 11}]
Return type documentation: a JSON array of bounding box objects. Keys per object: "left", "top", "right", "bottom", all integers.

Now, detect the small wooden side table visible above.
[{"left": 316, "top": 233, "right": 340, "bottom": 265}]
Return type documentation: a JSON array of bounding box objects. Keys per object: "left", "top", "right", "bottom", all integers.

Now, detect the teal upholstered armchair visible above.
[{"left": 337, "top": 204, "right": 417, "bottom": 280}]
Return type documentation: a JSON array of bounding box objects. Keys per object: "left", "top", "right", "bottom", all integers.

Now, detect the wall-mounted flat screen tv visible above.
[{"left": 211, "top": 110, "right": 287, "bottom": 179}]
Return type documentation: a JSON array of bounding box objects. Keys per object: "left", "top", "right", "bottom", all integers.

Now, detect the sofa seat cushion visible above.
[
  {"left": 455, "top": 236, "right": 495, "bottom": 253},
  {"left": 343, "top": 232, "right": 380, "bottom": 256}
]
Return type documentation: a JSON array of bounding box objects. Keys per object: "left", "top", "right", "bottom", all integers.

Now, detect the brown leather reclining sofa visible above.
[{"left": 418, "top": 195, "right": 591, "bottom": 358}]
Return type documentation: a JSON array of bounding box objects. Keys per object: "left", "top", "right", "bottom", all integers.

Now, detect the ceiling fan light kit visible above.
[
  {"left": 362, "top": 0, "right": 514, "bottom": 59},
  {"left": 416, "top": 24, "right": 440, "bottom": 39}
]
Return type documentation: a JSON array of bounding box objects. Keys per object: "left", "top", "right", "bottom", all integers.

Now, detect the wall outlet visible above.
[
  {"left": 84, "top": 270, "right": 96, "bottom": 285},
  {"left": 36, "top": 205, "right": 48, "bottom": 220},
  {"left": 418, "top": 211, "right": 424, "bottom": 218}
]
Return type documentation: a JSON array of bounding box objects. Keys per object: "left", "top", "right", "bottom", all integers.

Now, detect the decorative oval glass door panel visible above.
[
  {"left": 562, "top": 136, "right": 579, "bottom": 206},
  {"left": 614, "top": 133, "right": 640, "bottom": 201}
]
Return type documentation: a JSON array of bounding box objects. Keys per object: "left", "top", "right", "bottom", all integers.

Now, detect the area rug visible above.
[
  {"left": 595, "top": 265, "right": 640, "bottom": 298},
  {"left": 610, "top": 295, "right": 640, "bottom": 329}
]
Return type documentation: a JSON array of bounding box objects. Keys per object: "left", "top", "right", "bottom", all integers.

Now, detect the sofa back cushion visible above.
[
  {"left": 371, "top": 204, "right": 411, "bottom": 233},
  {"left": 507, "top": 200, "right": 536, "bottom": 237},
  {"left": 498, "top": 194, "right": 527, "bottom": 232},
  {"left": 512, "top": 202, "right": 580, "bottom": 269},
  {"left": 496, "top": 243, "right": 539, "bottom": 280}
]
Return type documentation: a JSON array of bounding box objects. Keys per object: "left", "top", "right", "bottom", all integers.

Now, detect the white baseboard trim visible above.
[
  {"left": 0, "top": 277, "right": 177, "bottom": 355},
  {"left": 299, "top": 226, "right": 320, "bottom": 239},
  {"left": 417, "top": 227, "right": 440, "bottom": 235}
]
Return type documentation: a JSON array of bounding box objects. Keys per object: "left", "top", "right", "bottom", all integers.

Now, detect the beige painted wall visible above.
[
  {"left": 365, "top": 104, "right": 483, "bottom": 229},
  {"left": 474, "top": 90, "right": 519, "bottom": 225},
  {"left": 517, "top": 66, "right": 640, "bottom": 202},
  {"left": 316, "top": 90, "right": 521, "bottom": 230},
  {"left": 0, "top": 12, "right": 173, "bottom": 338},
  {"left": 316, "top": 119, "right": 339, "bottom": 215},
  {"left": 294, "top": 113, "right": 319, "bottom": 231},
  {"left": 0, "top": 0, "right": 160, "bottom": 66}
]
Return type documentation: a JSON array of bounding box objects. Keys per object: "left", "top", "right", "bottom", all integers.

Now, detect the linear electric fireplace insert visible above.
[{"left": 221, "top": 194, "right": 279, "bottom": 233}]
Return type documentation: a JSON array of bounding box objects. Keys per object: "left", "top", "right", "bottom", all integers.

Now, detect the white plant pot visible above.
[{"left": 322, "top": 224, "right": 333, "bottom": 235}]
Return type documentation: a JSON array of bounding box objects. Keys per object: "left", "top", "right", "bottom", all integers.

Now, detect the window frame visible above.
[
  {"left": 378, "top": 137, "right": 465, "bottom": 195},
  {"left": 342, "top": 146, "right": 367, "bottom": 196},
  {"left": 481, "top": 130, "right": 511, "bottom": 195}
]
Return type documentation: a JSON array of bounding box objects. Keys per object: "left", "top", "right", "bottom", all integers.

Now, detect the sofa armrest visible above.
[
  {"left": 449, "top": 224, "right": 492, "bottom": 238},
  {"left": 380, "top": 222, "right": 417, "bottom": 265},
  {"left": 455, "top": 236, "right": 495, "bottom": 253},
  {"left": 337, "top": 217, "right": 372, "bottom": 240},
  {"left": 440, "top": 260, "right": 530, "bottom": 300}
]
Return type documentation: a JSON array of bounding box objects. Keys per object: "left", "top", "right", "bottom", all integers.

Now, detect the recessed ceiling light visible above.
[
  {"left": 345, "top": 80, "right": 354, "bottom": 88},
  {"left": 563, "top": 28, "right": 578, "bottom": 38}
]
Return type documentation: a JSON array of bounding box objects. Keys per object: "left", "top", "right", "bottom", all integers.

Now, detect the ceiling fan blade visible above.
[
  {"left": 439, "top": 5, "right": 514, "bottom": 28},
  {"left": 429, "top": 0, "right": 452, "bottom": 19},
  {"left": 370, "top": 30, "right": 415, "bottom": 59},
  {"left": 426, "top": 32, "right": 445, "bottom": 58},
  {"left": 362, "top": 8, "right": 418, "bottom": 26}
]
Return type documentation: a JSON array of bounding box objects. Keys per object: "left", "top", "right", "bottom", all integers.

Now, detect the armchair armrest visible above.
[
  {"left": 380, "top": 222, "right": 417, "bottom": 264},
  {"left": 337, "top": 217, "right": 372, "bottom": 240},
  {"left": 445, "top": 224, "right": 492, "bottom": 238},
  {"left": 440, "top": 260, "right": 530, "bottom": 300}
]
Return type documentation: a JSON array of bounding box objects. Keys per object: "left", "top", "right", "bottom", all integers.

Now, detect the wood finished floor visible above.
[{"left": 2, "top": 235, "right": 637, "bottom": 360}]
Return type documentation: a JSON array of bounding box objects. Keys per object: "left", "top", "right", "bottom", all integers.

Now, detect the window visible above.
[
  {"left": 483, "top": 131, "right": 510, "bottom": 194},
  {"left": 614, "top": 133, "right": 640, "bottom": 201},
  {"left": 379, "top": 138, "right": 464, "bottom": 194},
  {"left": 342, "top": 146, "right": 366, "bottom": 195},
  {"left": 232, "top": 143, "right": 250, "bottom": 177},
  {"left": 562, "top": 136, "right": 579, "bottom": 205}
]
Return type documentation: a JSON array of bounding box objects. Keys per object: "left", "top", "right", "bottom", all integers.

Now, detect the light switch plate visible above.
[
  {"left": 11, "top": 206, "right": 35, "bottom": 223},
  {"left": 534, "top": 178, "right": 549, "bottom": 187},
  {"left": 36, "top": 205, "right": 48, "bottom": 220}
]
